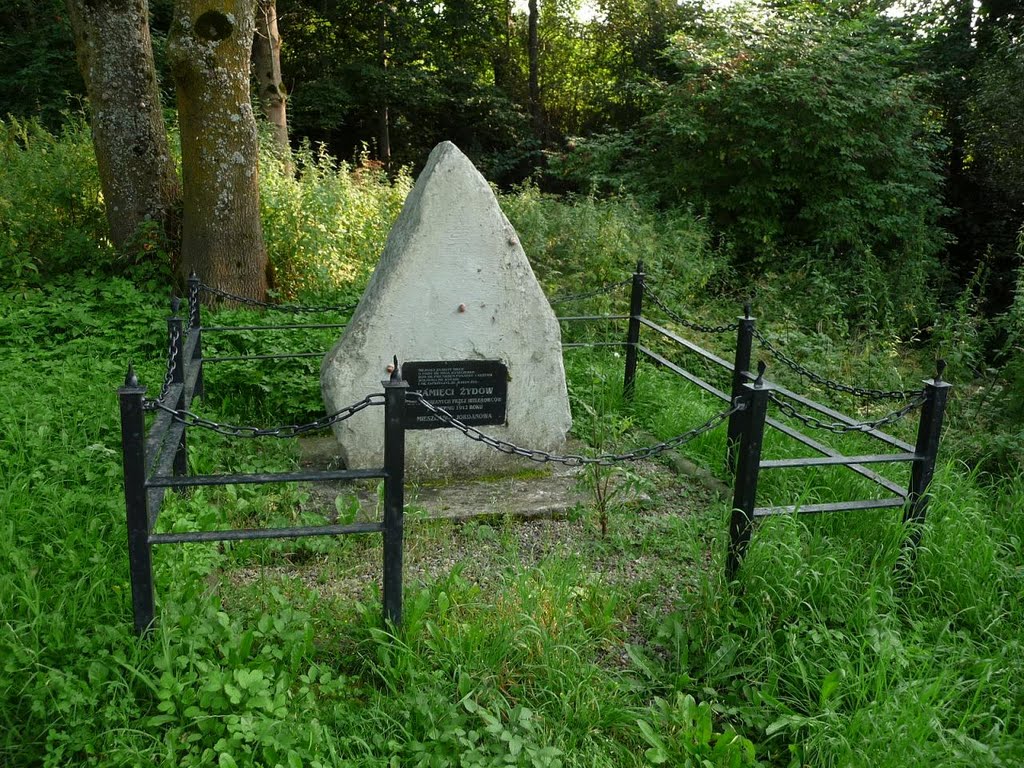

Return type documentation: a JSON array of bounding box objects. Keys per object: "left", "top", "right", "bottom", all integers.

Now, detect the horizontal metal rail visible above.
[
  {"left": 754, "top": 496, "right": 906, "bottom": 517},
  {"left": 638, "top": 317, "right": 734, "bottom": 371},
  {"left": 150, "top": 521, "right": 383, "bottom": 545},
  {"left": 638, "top": 345, "right": 731, "bottom": 401},
  {"left": 742, "top": 370, "right": 915, "bottom": 453},
  {"left": 151, "top": 418, "right": 187, "bottom": 479},
  {"left": 147, "top": 467, "right": 386, "bottom": 488},
  {"left": 205, "top": 352, "right": 322, "bottom": 362},
  {"left": 557, "top": 315, "right": 630, "bottom": 322},
  {"left": 147, "top": 487, "right": 167, "bottom": 532},
  {"left": 144, "top": 333, "right": 201, "bottom": 474},
  {"left": 763, "top": 417, "right": 907, "bottom": 496},
  {"left": 760, "top": 452, "right": 918, "bottom": 469},
  {"left": 633, "top": 317, "right": 906, "bottom": 497},
  {"left": 203, "top": 323, "right": 348, "bottom": 332},
  {"left": 145, "top": 383, "right": 184, "bottom": 471}
]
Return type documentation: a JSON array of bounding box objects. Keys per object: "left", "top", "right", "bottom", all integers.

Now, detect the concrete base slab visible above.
[{"left": 298, "top": 436, "right": 655, "bottom": 523}]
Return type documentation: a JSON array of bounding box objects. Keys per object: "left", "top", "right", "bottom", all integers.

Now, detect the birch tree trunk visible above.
[
  {"left": 252, "top": 0, "right": 290, "bottom": 157},
  {"left": 66, "top": 0, "right": 180, "bottom": 251},
  {"left": 168, "top": 0, "right": 269, "bottom": 301}
]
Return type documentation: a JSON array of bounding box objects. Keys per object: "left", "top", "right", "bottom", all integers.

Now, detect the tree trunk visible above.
[
  {"left": 491, "top": 0, "right": 515, "bottom": 94},
  {"left": 252, "top": 0, "right": 290, "bottom": 157},
  {"left": 168, "top": 0, "right": 269, "bottom": 301},
  {"left": 527, "top": 0, "right": 541, "bottom": 137},
  {"left": 377, "top": 2, "right": 391, "bottom": 167},
  {"left": 66, "top": 0, "right": 180, "bottom": 251}
]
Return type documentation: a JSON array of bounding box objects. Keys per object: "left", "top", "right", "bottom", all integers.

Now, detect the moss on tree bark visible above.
[
  {"left": 66, "top": 0, "right": 180, "bottom": 251},
  {"left": 168, "top": 0, "right": 269, "bottom": 301}
]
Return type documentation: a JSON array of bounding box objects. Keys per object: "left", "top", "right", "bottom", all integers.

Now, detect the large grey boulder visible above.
[{"left": 321, "top": 141, "right": 571, "bottom": 477}]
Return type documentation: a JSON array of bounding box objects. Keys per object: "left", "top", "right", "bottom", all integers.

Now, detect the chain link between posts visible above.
[
  {"left": 152, "top": 323, "right": 182, "bottom": 407},
  {"left": 753, "top": 329, "right": 920, "bottom": 401},
  {"left": 198, "top": 283, "right": 357, "bottom": 314},
  {"left": 184, "top": 281, "right": 199, "bottom": 335},
  {"left": 409, "top": 392, "right": 743, "bottom": 465},
  {"left": 768, "top": 392, "right": 926, "bottom": 434},
  {"left": 642, "top": 286, "right": 740, "bottom": 335},
  {"left": 145, "top": 394, "right": 384, "bottom": 437}
]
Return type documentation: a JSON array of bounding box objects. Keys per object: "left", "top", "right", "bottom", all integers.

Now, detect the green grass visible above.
[
  {"left": 4, "top": 278, "right": 1023, "bottom": 766},
  {"left": 2, "top": 120, "right": 1023, "bottom": 766}
]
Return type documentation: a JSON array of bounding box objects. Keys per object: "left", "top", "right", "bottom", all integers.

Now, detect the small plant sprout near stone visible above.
[{"left": 577, "top": 399, "right": 643, "bottom": 538}]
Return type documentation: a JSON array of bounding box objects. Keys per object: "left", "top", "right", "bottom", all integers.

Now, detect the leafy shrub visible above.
[
  {"left": 501, "top": 184, "right": 727, "bottom": 304},
  {"left": 0, "top": 116, "right": 111, "bottom": 285},
  {"left": 258, "top": 140, "right": 412, "bottom": 301},
  {"left": 554, "top": 6, "right": 949, "bottom": 335},
  {"left": 635, "top": 692, "right": 757, "bottom": 766},
  {"left": 645, "top": 8, "right": 947, "bottom": 266}
]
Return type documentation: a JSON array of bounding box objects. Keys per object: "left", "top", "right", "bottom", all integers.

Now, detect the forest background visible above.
[
  {"left": 2, "top": 0, "right": 1024, "bottom": 765},
  {"left": 2, "top": 0, "right": 1022, "bottom": 469}
]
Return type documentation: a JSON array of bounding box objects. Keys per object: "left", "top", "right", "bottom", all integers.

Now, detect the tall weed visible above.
[
  {"left": 259, "top": 141, "right": 412, "bottom": 301},
  {"left": 0, "top": 116, "right": 110, "bottom": 285}
]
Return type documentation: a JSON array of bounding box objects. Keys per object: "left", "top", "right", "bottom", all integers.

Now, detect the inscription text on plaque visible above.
[{"left": 403, "top": 360, "right": 508, "bottom": 430}]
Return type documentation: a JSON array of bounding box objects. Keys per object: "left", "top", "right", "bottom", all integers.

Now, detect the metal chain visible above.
[
  {"left": 198, "top": 283, "right": 357, "bottom": 314},
  {"left": 151, "top": 324, "right": 182, "bottom": 407},
  {"left": 409, "top": 392, "right": 742, "bottom": 465},
  {"left": 550, "top": 278, "right": 632, "bottom": 305},
  {"left": 184, "top": 281, "right": 199, "bottom": 335},
  {"left": 642, "top": 286, "right": 740, "bottom": 335},
  {"left": 145, "top": 393, "right": 384, "bottom": 437},
  {"left": 753, "top": 329, "right": 919, "bottom": 401},
  {"left": 768, "top": 392, "right": 926, "bottom": 434}
]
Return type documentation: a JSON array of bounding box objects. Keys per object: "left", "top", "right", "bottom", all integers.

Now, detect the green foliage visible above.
[
  {"left": 635, "top": 693, "right": 756, "bottom": 766},
  {"left": 258, "top": 139, "right": 412, "bottom": 301},
  {"left": 501, "top": 184, "right": 727, "bottom": 305},
  {"left": 4, "top": 117, "right": 1024, "bottom": 767},
  {"left": 569, "top": 366, "right": 645, "bottom": 537},
  {"left": 658, "top": 7, "right": 946, "bottom": 263},
  {"left": 558, "top": 5, "right": 948, "bottom": 333},
  {"left": 0, "top": 0, "right": 84, "bottom": 128},
  {"left": 0, "top": 116, "right": 113, "bottom": 286}
]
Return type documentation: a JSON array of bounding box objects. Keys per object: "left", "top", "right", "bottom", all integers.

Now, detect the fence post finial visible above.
[
  {"left": 124, "top": 364, "right": 139, "bottom": 388},
  {"left": 635, "top": 259, "right": 644, "bottom": 274},
  {"left": 744, "top": 302, "right": 752, "bottom": 319},
  {"left": 170, "top": 295, "right": 181, "bottom": 316},
  {"left": 754, "top": 360, "right": 767, "bottom": 388},
  {"left": 935, "top": 359, "right": 946, "bottom": 383},
  {"left": 390, "top": 355, "right": 401, "bottom": 382}
]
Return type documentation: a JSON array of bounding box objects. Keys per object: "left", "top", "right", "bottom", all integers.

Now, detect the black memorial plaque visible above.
[{"left": 403, "top": 360, "right": 508, "bottom": 430}]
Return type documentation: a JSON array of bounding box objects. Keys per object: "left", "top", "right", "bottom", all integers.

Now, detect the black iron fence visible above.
[
  {"left": 590, "top": 262, "right": 949, "bottom": 581},
  {"left": 118, "top": 268, "right": 949, "bottom": 634}
]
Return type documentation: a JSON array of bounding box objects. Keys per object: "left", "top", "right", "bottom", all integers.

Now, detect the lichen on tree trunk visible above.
[
  {"left": 66, "top": 0, "right": 180, "bottom": 251},
  {"left": 168, "top": 0, "right": 269, "bottom": 301}
]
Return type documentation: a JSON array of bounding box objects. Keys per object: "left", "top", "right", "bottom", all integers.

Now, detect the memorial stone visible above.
[{"left": 321, "top": 141, "right": 572, "bottom": 477}]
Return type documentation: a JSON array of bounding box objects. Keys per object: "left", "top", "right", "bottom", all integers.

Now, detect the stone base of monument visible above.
[{"left": 297, "top": 435, "right": 654, "bottom": 523}]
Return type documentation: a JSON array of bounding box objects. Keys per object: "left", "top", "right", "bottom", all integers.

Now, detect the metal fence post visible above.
[
  {"left": 902, "top": 360, "right": 952, "bottom": 559},
  {"left": 168, "top": 298, "right": 188, "bottom": 479},
  {"left": 727, "top": 362, "right": 771, "bottom": 581},
  {"left": 623, "top": 260, "right": 645, "bottom": 400},
  {"left": 382, "top": 360, "right": 408, "bottom": 628},
  {"left": 118, "top": 366, "right": 155, "bottom": 634},
  {"left": 187, "top": 271, "right": 204, "bottom": 399},
  {"left": 726, "top": 304, "right": 755, "bottom": 475}
]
